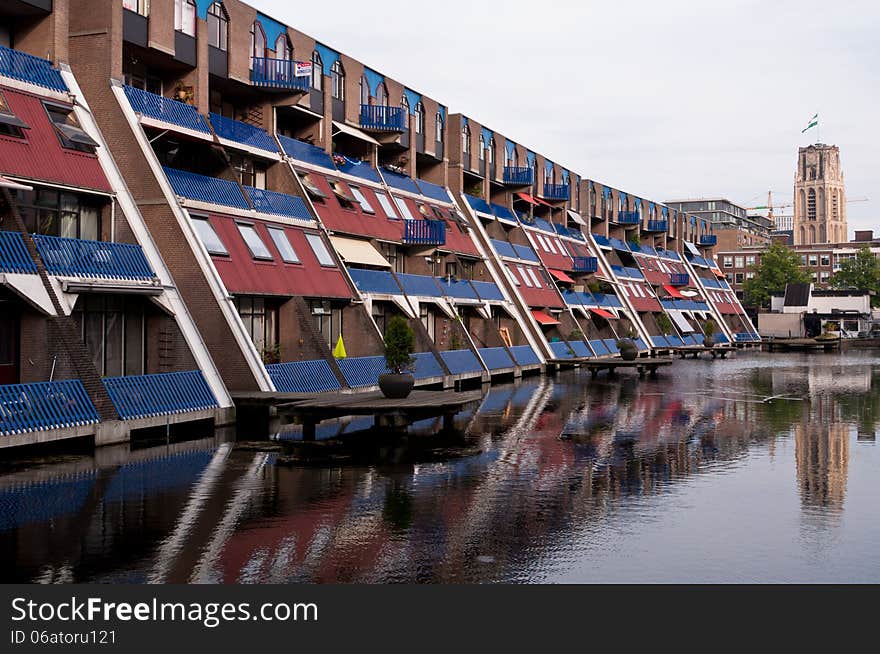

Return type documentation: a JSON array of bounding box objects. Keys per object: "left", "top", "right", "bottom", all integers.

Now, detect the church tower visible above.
[{"left": 793, "top": 144, "right": 847, "bottom": 244}]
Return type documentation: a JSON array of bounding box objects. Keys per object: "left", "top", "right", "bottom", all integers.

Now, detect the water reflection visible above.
[{"left": 1, "top": 352, "right": 879, "bottom": 583}]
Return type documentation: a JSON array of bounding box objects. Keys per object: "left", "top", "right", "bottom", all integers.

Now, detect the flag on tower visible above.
[{"left": 801, "top": 113, "right": 819, "bottom": 133}]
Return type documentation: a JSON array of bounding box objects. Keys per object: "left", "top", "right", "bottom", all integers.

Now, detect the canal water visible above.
[{"left": 2, "top": 351, "right": 879, "bottom": 583}]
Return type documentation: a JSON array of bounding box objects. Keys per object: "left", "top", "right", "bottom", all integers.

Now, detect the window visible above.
[
  {"left": 526, "top": 268, "right": 542, "bottom": 288},
  {"left": 207, "top": 3, "right": 227, "bottom": 50},
  {"left": 331, "top": 60, "right": 344, "bottom": 100},
  {"left": 820, "top": 271, "right": 830, "bottom": 282},
  {"left": 376, "top": 83, "right": 388, "bottom": 106},
  {"left": 305, "top": 233, "right": 335, "bottom": 266},
  {"left": 479, "top": 135, "right": 485, "bottom": 161},
  {"left": 734, "top": 256, "right": 744, "bottom": 268},
  {"left": 250, "top": 21, "right": 266, "bottom": 67},
  {"left": 371, "top": 302, "right": 387, "bottom": 335},
  {"left": 375, "top": 192, "right": 398, "bottom": 219},
  {"left": 807, "top": 188, "right": 816, "bottom": 221},
  {"left": 435, "top": 112, "right": 443, "bottom": 142},
  {"left": 123, "top": 0, "right": 149, "bottom": 15},
  {"left": 414, "top": 102, "right": 425, "bottom": 134},
  {"left": 0, "top": 92, "right": 28, "bottom": 139},
  {"left": 349, "top": 186, "right": 375, "bottom": 214},
  {"left": 746, "top": 272, "right": 755, "bottom": 280},
  {"left": 546, "top": 238, "right": 558, "bottom": 255},
  {"left": 75, "top": 296, "right": 146, "bottom": 378},
  {"left": 235, "top": 297, "right": 278, "bottom": 355},
  {"left": 460, "top": 259, "right": 474, "bottom": 281},
  {"left": 462, "top": 125, "right": 470, "bottom": 155},
  {"left": 380, "top": 242, "right": 403, "bottom": 273},
  {"left": 487, "top": 137, "right": 495, "bottom": 164},
  {"left": 808, "top": 255, "right": 818, "bottom": 266},
  {"left": 174, "top": 0, "right": 196, "bottom": 36},
  {"left": 393, "top": 196, "right": 415, "bottom": 220},
  {"left": 516, "top": 266, "right": 532, "bottom": 287},
  {"left": 420, "top": 304, "right": 435, "bottom": 341},
  {"left": 266, "top": 227, "right": 299, "bottom": 264},
  {"left": 311, "top": 51, "right": 323, "bottom": 90},
  {"left": 331, "top": 181, "right": 357, "bottom": 210},
  {"left": 13, "top": 188, "right": 100, "bottom": 240},
  {"left": 820, "top": 255, "right": 830, "bottom": 266},
  {"left": 400, "top": 96, "right": 410, "bottom": 128},
  {"left": 44, "top": 103, "right": 99, "bottom": 153},
  {"left": 311, "top": 300, "right": 343, "bottom": 348},
  {"left": 192, "top": 217, "right": 228, "bottom": 255},
  {"left": 230, "top": 154, "right": 266, "bottom": 189},
  {"left": 745, "top": 255, "right": 755, "bottom": 267},
  {"left": 505, "top": 265, "right": 520, "bottom": 286},
  {"left": 535, "top": 234, "right": 549, "bottom": 252},
  {"left": 237, "top": 223, "right": 273, "bottom": 260},
  {"left": 275, "top": 34, "right": 291, "bottom": 60},
  {"left": 800, "top": 254, "right": 807, "bottom": 265}
]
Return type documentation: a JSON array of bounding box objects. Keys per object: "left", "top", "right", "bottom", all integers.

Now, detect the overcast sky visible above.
[{"left": 261, "top": 0, "right": 878, "bottom": 235}]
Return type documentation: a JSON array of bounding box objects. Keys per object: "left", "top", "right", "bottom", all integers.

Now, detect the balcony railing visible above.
[
  {"left": 102, "top": 371, "right": 219, "bottom": 421},
  {"left": 646, "top": 220, "right": 668, "bottom": 232},
  {"left": 32, "top": 235, "right": 156, "bottom": 280},
  {"left": 163, "top": 167, "right": 249, "bottom": 209},
  {"left": 503, "top": 166, "right": 534, "bottom": 186},
  {"left": 245, "top": 187, "right": 312, "bottom": 221},
  {"left": 617, "top": 211, "right": 641, "bottom": 225},
  {"left": 250, "top": 57, "right": 310, "bottom": 92},
  {"left": 0, "top": 45, "right": 68, "bottom": 92},
  {"left": 700, "top": 234, "right": 718, "bottom": 246},
  {"left": 123, "top": 85, "right": 211, "bottom": 134},
  {"left": 669, "top": 273, "right": 690, "bottom": 286},
  {"left": 541, "top": 184, "right": 570, "bottom": 201},
  {"left": 359, "top": 104, "right": 406, "bottom": 132},
  {"left": 0, "top": 231, "right": 37, "bottom": 274},
  {"left": 572, "top": 256, "right": 598, "bottom": 273},
  {"left": 208, "top": 113, "right": 279, "bottom": 153},
  {"left": 403, "top": 219, "right": 446, "bottom": 246},
  {"left": 0, "top": 380, "right": 99, "bottom": 436}
]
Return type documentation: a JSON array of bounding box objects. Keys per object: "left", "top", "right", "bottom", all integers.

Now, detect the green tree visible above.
[
  {"left": 829, "top": 246, "right": 880, "bottom": 307},
  {"left": 742, "top": 243, "right": 810, "bottom": 308}
]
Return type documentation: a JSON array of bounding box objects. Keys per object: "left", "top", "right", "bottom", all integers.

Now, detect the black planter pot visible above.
[
  {"left": 619, "top": 347, "right": 638, "bottom": 361},
  {"left": 378, "top": 373, "right": 415, "bottom": 399},
  {"left": 704, "top": 336, "right": 716, "bottom": 348}
]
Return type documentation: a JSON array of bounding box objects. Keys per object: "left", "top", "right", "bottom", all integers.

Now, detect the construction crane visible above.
[{"left": 747, "top": 191, "right": 869, "bottom": 224}]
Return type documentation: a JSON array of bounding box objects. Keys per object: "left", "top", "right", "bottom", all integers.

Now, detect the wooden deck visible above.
[
  {"left": 583, "top": 358, "right": 674, "bottom": 379},
  {"left": 670, "top": 346, "right": 735, "bottom": 359}
]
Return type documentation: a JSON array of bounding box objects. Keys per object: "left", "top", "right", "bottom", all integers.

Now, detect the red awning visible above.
[
  {"left": 589, "top": 308, "right": 615, "bottom": 319},
  {"left": 531, "top": 309, "right": 560, "bottom": 326},
  {"left": 711, "top": 267, "right": 725, "bottom": 278},
  {"left": 516, "top": 192, "right": 552, "bottom": 207},
  {"left": 549, "top": 268, "right": 576, "bottom": 284},
  {"left": 663, "top": 284, "right": 685, "bottom": 299}
]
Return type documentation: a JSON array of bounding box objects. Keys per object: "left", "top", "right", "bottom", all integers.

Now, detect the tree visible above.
[
  {"left": 383, "top": 315, "right": 415, "bottom": 374},
  {"left": 742, "top": 243, "right": 810, "bottom": 308},
  {"left": 829, "top": 246, "right": 880, "bottom": 307}
]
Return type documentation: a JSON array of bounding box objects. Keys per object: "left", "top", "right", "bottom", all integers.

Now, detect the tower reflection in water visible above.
[{"left": 0, "top": 354, "right": 878, "bottom": 583}]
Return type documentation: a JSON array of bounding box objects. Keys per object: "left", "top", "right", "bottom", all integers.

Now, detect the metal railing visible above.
[
  {"left": 646, "top": 220, "right": 668, "bottom": 232},
  {"left": 163, "top": 167, "right": 249, "bottom": 209},
  {"left": 572, "top": 256, "right": 598, "bottom": 273},
  {"left": 669, "top": 272, "right": 690, "bottom": 286},
  {"left": 0, "top": 231, "right": 37, "bottom": 274},
  {"left": 245, "top": 187, "right": 312, "bottom": 221},
  {"left": 700, "top": 234, "right": 718, "bottom": 246},
  {"left": 0, "top": 380, "right": 99, "bottom": 436},
  {"left": 541, "top": 184, "right": 570, "bottom": 201},
  {"left": 32, "top": 234, "right": 155, "bottom": 280},
  {"left": 403, "top": 219, "right": 446, "bottom": 245},
  {"left": 359, "top": 104, "right": 406, "bottom": 132},
  {"left": 617, "top": 211, "right": 641, "bottom": 225},
  {"left": 266, "top": 360, "right": 341, "bottom": 394},
  {"left": 123, "top": 85, "right": 211, "bottom": 133},
  {"left": 0, "top": 45, "right": 68, "bottom": 92},
  {"left": 102, "top": 371, "right": 219, "bottom": 421},
  {"left": 250, "top": 57, "right": 311, "bottom": 92},
  {"left": 503, "top": 166, "right": 534, "bottom": 185},
  {"left": 208, "top": 112, "right": 279, "bottom": 153}
]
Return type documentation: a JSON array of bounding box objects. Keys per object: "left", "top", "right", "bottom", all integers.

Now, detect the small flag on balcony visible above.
[
  {"left": 333, "top": 335, "right": 347, "bottom": 359},
  {"left": 801, "top": 113, "right": 818, "bottom": 133}
]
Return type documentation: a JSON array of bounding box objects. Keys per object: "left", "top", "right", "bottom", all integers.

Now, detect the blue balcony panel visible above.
[
  {"left": 478, "top": 347, "right": 515, "bottom": 371},
  {"left": 396, "top": 272, "right": 443, "bottom": 297},
  {"left": 503, "top": 166, "right": 534, "bottom": 186},
  {"left": 338, "top": 352, "right": 443, "bottom": 387},
  {"left": 347, "top": 267, "right": 402, "bottom": 295},
  {"left": 382, "top": 168, "right": 421, "bottom": 194},
  {"left": 532, "top": 217, "right": 556, "bottom": 234},
  {"left": 570, "top": 341, "right": 592, "bottom": 358},
  {"left": 415, "top": 179, "right": 451, "bottom": 203},
  {"left": 550, "top": 341, "right": 575, "bottom": 359},
  {"left": 592, "top": 234, "right": 611, "bottom": 248},
  {"left": 102, "top": 371, "right": 218, "bottom": 421},
  {"left": 403, "top": 219, "right": 446, "bottom": 245},
  {"left": 278, "top": 135, "right": 336, "bottom": 170},
  {"left": 0, "top": 380, "right": 99, "bottom": 435},
  {"left": 360, "top": 104, "right": 406, "bottom": 132},
  {"left": 700, "top": 234, "right": 718, "bottom": 246},
  {"left": 491, "top": 203, "right": 517, "bottom": 222},
  {"left": 572, "top": 256, "right": 598, "bottom": 273},
  {"left": 589, "top": 340, "right": 611, "bottom": 356},
  {"left": 509, "top": 345, "right": 541, "bottom": 366},
  {"left": 465, "top": 194, "right": 493, "bottom": 216},
  {"left": 541, "top": 184, "right": 570, "bottom": 201},
  {"left": 470, "top": 280, "right": 505, "bottom": 301},
  {"left": 164, "top": 167, "right": 249, "bottom": 209},
  {"left": 267, "top": 359, "right": 341, "bottom": 393},
  {"left": 440, "top": 349, "right": 483, "bottom": 375},
  {"left": 208, "top": 113, "right": 279, "bottom": 153},
  {"left": 490, "top": 238, "right": 517, "bottom": 259},
  {"left": 439, "top": 278, "right": 479, "bottom": 300},
  {"left": 0, "top": 231, "right": 37, "bottom": 274},
  {"left": 512, "top": 244, "right": 539, "bottom": 262},
  {"left": 245, "top": 187, "right": 312, "bottom": 221},
  {"left": 124, "top": 86, "right": 210, "bottom": 134},
  {"left": 33, "top": 235, "right": 155, "bottom": 280},
  {"left": 250, "top": 57, "right": 310, "bottom": 92},
  {"left": 0, "top": 45, "right": 68, "bottom": 92},
  {"left": 336, "top": 157, "right": 382, "bottom": 183},
  {"left": 617, "top": 211, "right": 641, "bottom": 225},
  {"left": 646, "top": 220, "right": 668, "bottom": 232},
  {"left": 670, "top": 273, "right": 690, "bottom": 286}
]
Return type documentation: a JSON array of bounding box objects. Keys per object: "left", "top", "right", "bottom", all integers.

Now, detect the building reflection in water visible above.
[{"left": 0, "top": 355, "right": 878, "bottom": 583}]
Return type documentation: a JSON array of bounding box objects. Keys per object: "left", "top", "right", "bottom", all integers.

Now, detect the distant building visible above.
[
  {"left": 759, "top": 283, "right": 872, "bottom": 339},
  {"left": 665, "top": 198, "right": 773, "bottom": 251},
  {"left": 793, "top": 144, "right": 847, "bottom": 245}
]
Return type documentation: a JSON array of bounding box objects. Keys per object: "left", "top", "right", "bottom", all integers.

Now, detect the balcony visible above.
[
  {"left": 0, "top": 45, "right": 67, "bottom": 92},
  {"left": 32, "top": 235, "right": 155, "bottom": 280},
  {"left": 669, "top": 273, "right": 690, "bottom": 286},
  {"left": 245, "top": 187, "right": 312, "bottom": 221},
  {"left": 646, "top": 220, "right": 668, "bottom": 232},
  {"left": 250, "top": 57, "right": 310, "bottom": 92},
  {"left": 572, "top": 256, "right": 598, "bottom": 273},
  {"left": 503, "top": 166, "right": 534, "bottom": 186},
  {"left": 0, "top": 380, "right": 99, "bottom": 436},
  {"left": 124, "top": 86, "right": 211, "bottom": 134},
  {"left": 541, "top": 184, "right": 570, "bottom": 201},
  {"left": 616, "top": 211, "right": 640, "bottom": 225},
  {"left": 163, "top": 167, "right": 249, "bottom": 210},
  {"left": 403, "top": 219, "right": 446, "bottom": 246},
  {"left": 699, "top": 234, "right": 718, "bottom": 247},
  {"left": 102, "top": 371, "right": 218, "bottom": 421},
  {"left": 0, "top": 231, "right": 37, "bottom": 274},
  {"left": 208, "top": 113, "right": 279, "bottom": 154},
  {"left": 360, "top": 104, "right": 406, "bottom": 132}
]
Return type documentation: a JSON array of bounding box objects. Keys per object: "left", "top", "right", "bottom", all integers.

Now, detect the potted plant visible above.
[
  {"left": 379, "top": 316, "right": 416, "bottom": 399},
  {"left": 616, "top": 337, "right": 638, "bottom": 361},
  {"left": 656, "top": 313, "right": 673, "bottom": 336},
  {"left": 703, "top": 319, "right": 717, "bottom": 348}
]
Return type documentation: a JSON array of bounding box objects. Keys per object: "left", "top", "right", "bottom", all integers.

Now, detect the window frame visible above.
[
  {"left": 266, "top": 226, "right": 300, "bottom": 264},
  {"left": 330, "top": 60, "right": 345, "bottom": 100},
  {"left": 192, "top": 216, "right": 229, "bottom": 256},
  {"left": 375, "top": 192, "right": 399, "bottom": 220},
  {"left": 311, "top": 51, "right": 323, "bottom": 90},
  {"left": 174, "top": 0, "right": 196, "bottom": 36},
  {"left": 236, "top": 221, "right": 274, "bottom": 261},
  {"left": 305, "top": 232, "right": 336, "bottom": 267},
  {"left": 349, "top": 185, "right": 375, "bottom": 214},
  {"left": 206, "top": 2, "right": 227, "bottom": 50}
]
